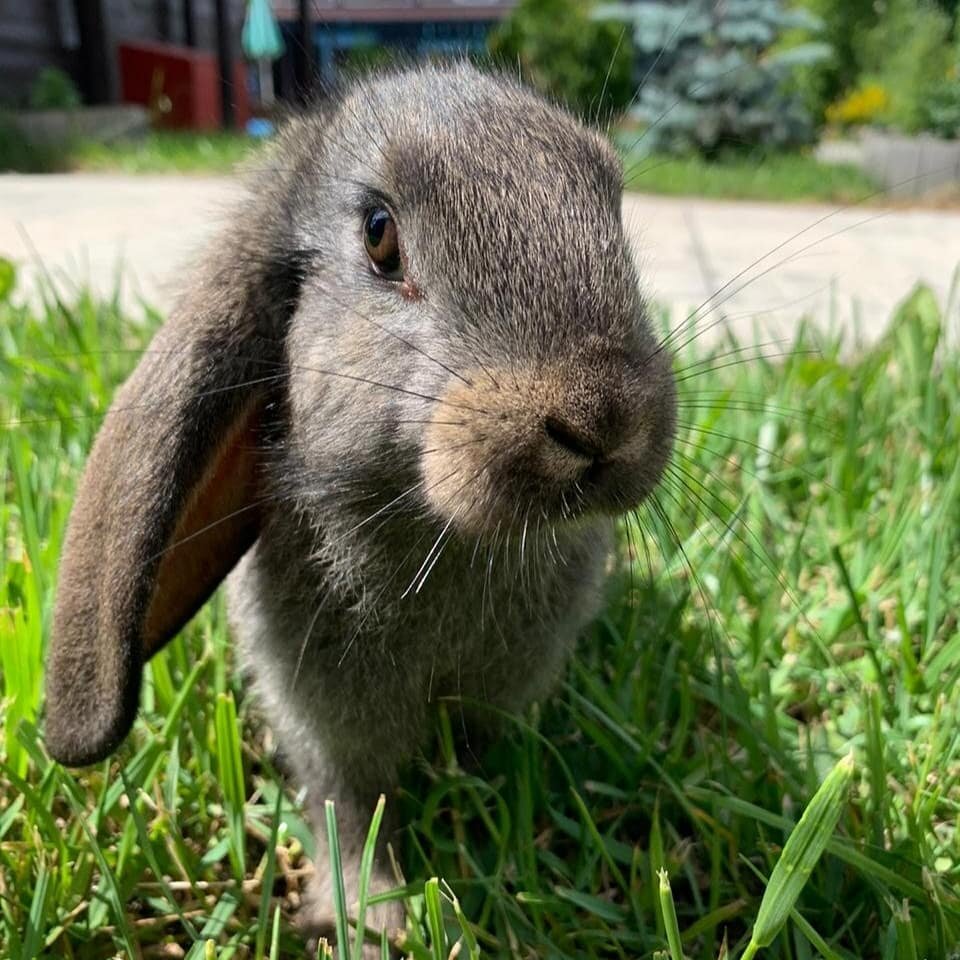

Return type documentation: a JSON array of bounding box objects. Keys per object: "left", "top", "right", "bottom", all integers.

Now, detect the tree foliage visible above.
[
  {"left": 602, "top": 0, "right": 828, "bottom": 155},
  {"left": 795, "top": 0, "right": 958, "bottom": 135},
  {"left": 791, "top": 0, "right": 880, "bottom": 115},
  {"left": 487, "top": 0, "right": 636, "bottom": 121},
  {"left": 28, "top": 68, "right": 82, "bottom": 111},
  {"left": 860, "top": 0, "right": 956, "bottom": 134}
]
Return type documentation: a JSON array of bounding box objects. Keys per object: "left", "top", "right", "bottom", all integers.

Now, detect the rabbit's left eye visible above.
[{"left": 363, "top": 208, "right": 403, "bottom": 281}]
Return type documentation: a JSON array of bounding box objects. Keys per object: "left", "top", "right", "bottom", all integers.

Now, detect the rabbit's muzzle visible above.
[{"left": 421, "top": 344, "right": 676, "bottom": 534}]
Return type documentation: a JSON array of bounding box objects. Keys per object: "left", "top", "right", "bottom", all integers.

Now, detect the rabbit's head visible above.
[
  {"left": 283, "top": 65, "right": 676, "bottom": 535},
  {"left": 44, "top": 63, "right": 676, "bottom": 767}
]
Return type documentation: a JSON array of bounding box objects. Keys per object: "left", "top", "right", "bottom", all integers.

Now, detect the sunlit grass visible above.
[
  {"left": 71, "top": 131, "right": 261, "bottom": 175},
  {"left": 0, "top": 125, "right": 260, "bottom": 176},
  {"left": 1, "top": 262, "right": 958, "bottom": 958},
  {"left": 2, "top": 119, "right": 882, "bottom": 210},
  {"left": 619, "top": 141, "right": 879, "bottom": 204}
]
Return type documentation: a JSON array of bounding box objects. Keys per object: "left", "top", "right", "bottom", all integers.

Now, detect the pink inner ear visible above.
[{"left": 143, "top": 403, "right": 263, "bottom": 656}]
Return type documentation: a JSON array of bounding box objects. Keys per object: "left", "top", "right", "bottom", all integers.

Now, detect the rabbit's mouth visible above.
[{"left": 419, "top": 351, "right": 677, "bottom": 536}]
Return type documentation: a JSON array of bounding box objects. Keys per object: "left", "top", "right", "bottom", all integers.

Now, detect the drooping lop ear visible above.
[{"left": 44, "top": 210, "right": 309, "bottom": 767}]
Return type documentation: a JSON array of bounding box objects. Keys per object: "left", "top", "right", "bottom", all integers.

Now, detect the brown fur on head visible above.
[
  {"left": 44, "top": 62, "right": 676, "bottom": 768},
  {"left": 422, "top": 336, "right": 675, "bottom": 534}
]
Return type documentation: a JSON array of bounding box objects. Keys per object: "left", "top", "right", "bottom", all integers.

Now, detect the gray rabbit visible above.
[{"left": 44, "top": 63, "right": 677, "bottom": 950}]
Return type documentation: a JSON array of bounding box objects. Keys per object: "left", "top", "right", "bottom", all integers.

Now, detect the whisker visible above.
[
  {"left": 0, "top": 372, "right": 290, "bottom": 429},
  {"left": 674, "top": 346, "right": 822, "bottom": 381},
  {"left": 335, "top": 530, "right": 432, "bottom": 668},
  {"left": 646, "top": 164, "right": 959, "bottom": 365},
  {"left": 674, "top": 420, "right": 836, "bottom": 491},
  {"left": 397, "top": 455, "right": 494, "bottom": 601},
  {"left": 669, "top": 209, "right": 896, "bottom": 356},
  {"left": 292, "top": 585, "right": 333, "bottom": 691},
  {"left": 311, "top": 278, "right": 474, "bottom": 389},
  {"left": 404, "top": 508, "right": 462, "bottom": 599},
  {"left": 594, "top": 23, "right": 630, "bottom": 130},
  {"left": 623, "top": 62, "right": 749, "bottom": 181},
  {"left": 671, "top": 337, "right": 791, "bottom": 372},
  {"left": 676, "top": 411, "right": 838, "bottom": 444},
  {"left": 323, "top": 477, "right": 432, "bottom": 550},
  {"left": 621, "top": 4, "right": 692, "bottom": 123},
  {"left": 661, "top": 461, "right": 824, "bottom": 645},
  {"left": 144, "top": 497, "right": 273, "bottom": 568},
  {"left": 421, "top": 435, "right": 488, "bottom": 458},
  {"left": 673, "top": 348, "right": 822, "bottom": 383},
  {"left": 647, "top": 491, "right": 728, "bottom": 649},
  {"left": 652, "top": 485, "right": 736, "bottom": 746}
]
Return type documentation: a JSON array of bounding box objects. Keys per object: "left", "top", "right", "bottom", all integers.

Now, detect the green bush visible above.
[
  {"left": 28, "top": 67, "right": 82, "bottom": 111},
  {"left": 487, "top": 0, "right": 636, "bottom": 121},
  {"left": 923, "top": 10, "right": 960, "bottom": 137},
  {"left": 0, "top": 112, "right": 67, "bottom": 172},
  {"left": 925, "top": 68, "right": 960, "bottom": 138},
  {"left": 605, "top": 0, "right": 828, "bottom": 155},
  {"left": 859, "top": 0, "right": 954, "bottom": 133},
  {"left": 788, "top": 0, "right": 880, "bottom": 123},
  {"left": 796, "top": 0, "right": 958, "bottom": 134},
  {"left": 337, "top": 43, "right": 398, "bottom": 76}
]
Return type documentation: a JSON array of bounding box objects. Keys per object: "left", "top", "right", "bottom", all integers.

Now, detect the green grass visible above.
[
  {"left": 1, "top": 117, "right": 878, "bottom": 207},
  {"left": 1, "top": 261, "right": 959, "bottom": 959},
  {"left": 619, "top": 144, "right": 879, "bottom": 204},
  {"left": 83, "top": 136, "right": 875, "bottom": 202},
  {"left": 70, "top": 131, "right": 261, "bottom": 175},
  {"left": 0, "top": 113, "right": 890, "bottom": 207},
  {"left": 0, "top": 113, "right": 71, "bottom": 175},
  {"left": 0, "top": 126, "right": 260, "bottom": 175}
]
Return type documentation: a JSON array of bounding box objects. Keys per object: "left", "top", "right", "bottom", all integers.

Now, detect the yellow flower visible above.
[{"left": 825, "top": 84, "right": 890, "bottom": 128}]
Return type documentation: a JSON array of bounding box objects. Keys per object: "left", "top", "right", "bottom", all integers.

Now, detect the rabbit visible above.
[{"left": 43, "top": 62, "right": 677, "bottom": 953}]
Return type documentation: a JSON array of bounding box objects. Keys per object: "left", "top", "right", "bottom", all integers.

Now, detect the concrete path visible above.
[
  {"left": 2, "top": 173, "right": 958, "bottom": 348},
  {"left": 0, "top": 174, "right": 243, "bottom": 313}
]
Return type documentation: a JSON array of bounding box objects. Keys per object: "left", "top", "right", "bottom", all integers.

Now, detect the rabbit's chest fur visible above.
[{"left": 227, "top": 496, "right": 610, "bottom": 787}]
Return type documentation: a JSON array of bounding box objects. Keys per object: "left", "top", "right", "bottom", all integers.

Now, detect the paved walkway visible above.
[{"left": 2, "top": 173, "right": 958, "bottom": 348}]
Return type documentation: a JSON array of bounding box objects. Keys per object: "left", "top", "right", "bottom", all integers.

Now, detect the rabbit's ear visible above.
[{"left": 44, "top": 235, "right": 307, "bottom": 767}]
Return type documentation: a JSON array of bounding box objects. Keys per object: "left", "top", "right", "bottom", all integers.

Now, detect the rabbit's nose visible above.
[
  {"left": 539, "top": 406, "right": 628, "bottom": 487},
  {"left": 543, "top": 416, "right": 604, "bottom": 462}
]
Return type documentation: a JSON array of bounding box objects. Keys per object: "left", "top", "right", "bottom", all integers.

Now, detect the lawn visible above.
[
  {"left": 620, "top": 146, "right": 879, "bottom": 204},
  {"left": 70, "top": 131, "right": 262, "bottom": 175},
  {"left": 1, "top": 258, "right": 959, "bottom": 959},
  {"left": 0, "top": 122, "right": 884, "bottom": 206},
  {"left": 0, "top": 124, "right": 260, "bottom": 176},
  {"left": 83, "top": 135, "right": 878, "bottom": 205}
]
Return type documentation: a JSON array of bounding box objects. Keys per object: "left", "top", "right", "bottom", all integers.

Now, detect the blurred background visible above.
[
  {"left": 1, "top": 9, "right": 960, "bottom": 957},
  {"left": 1, "top": 0, "right": 958, "bottom": 191},
  {"left": 1, "top": 0, "right": 958, "bottom": 334}
]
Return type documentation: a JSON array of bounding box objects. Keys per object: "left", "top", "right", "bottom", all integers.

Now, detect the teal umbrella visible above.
[{"left": 242, "top": 0, "right": 285, "bottom": 105}]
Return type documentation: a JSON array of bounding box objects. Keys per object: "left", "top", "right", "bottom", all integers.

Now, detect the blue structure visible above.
[
  {"left": 310, "top": 20, "right": 492, "bottom": 80},
  {"left": 273, "top": 1, "right": 514, "bottom": 91}
]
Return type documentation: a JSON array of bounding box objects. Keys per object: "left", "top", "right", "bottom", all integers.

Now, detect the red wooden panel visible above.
[{"left": 118, "top": 41, "right": 250, "bottom": 130}]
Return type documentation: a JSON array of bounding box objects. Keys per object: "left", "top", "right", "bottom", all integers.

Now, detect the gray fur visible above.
[{"left": 45, "top": 63, "right": 677, "bottom": 949}]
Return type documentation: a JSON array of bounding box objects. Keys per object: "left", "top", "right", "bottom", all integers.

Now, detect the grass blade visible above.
[
  {"left": 214, "top": 691, "right": 246, "bottom": 879},
  {"left": 325, "top": 799, "right": 352, "bottom": 957},
  {"left": 22, "top": 860, "right": 50, "bottom": 960},
  {"left": 353, "top": 794, "right": 387, "bottom": 960},
  {"left": 658, "top": 868, "right": 685, "bottom": 960},
  {"left": 742, "top": 751, "right": 856, "bottom": 956},
  {"left": 424, "top": 876, "right": 446, "bottom": 960},
  {"left": 256, "top": 787, "right": 284, "bottom": 960}
]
